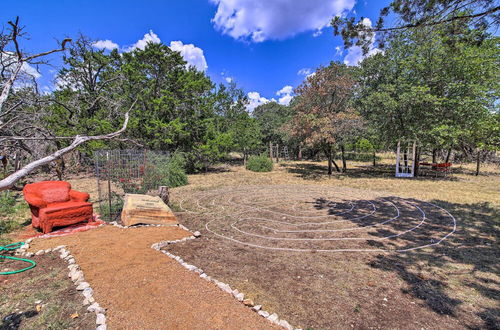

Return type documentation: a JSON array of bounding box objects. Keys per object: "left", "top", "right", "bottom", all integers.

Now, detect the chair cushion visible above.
[{"left": 44, "top": 201, "right": 92, "bottom": 214}]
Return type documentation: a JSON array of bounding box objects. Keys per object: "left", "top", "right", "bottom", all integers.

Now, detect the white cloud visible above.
[
  {"left": 21, "top": 62, "right": 41, "bottom": 79},
  {"left": 343, "top": 18, "right": 382, "bottom": 66},
  {"left": 210, "top": 0, "right": 355, "bottom": 42},
  {"left": 124, "top": 30, "right": 161, "bottom": 52},
  {"left": 92, "top": 40, "right": 119, "bottom": 50},
  {"left": 276, "top": 85, "right": 293, "bottom": 96},
  {"left": 225, "top": 77, "right": 233, "bottom": 83},
  {"left": 276, "top": 85, "right": 294, "bottom": 106},
  {"left": 297, "top": 68, "right": 312, "bottom": 76},
  {"left": 335, "top": 46, "right": 343, "bottom": 55},
  {"left": 247, "top": 91, "right": 270, "bottom": 111},
  {"left": 247, "top": 84, "right": 295, "bottom": 110},
  {"left": 169, "top": 41, "right": 208, "bottom": 71}
]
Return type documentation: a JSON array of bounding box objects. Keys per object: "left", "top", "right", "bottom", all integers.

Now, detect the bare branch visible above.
[{"left": 0, "top": 108, "right": 133, "bottom": 191}]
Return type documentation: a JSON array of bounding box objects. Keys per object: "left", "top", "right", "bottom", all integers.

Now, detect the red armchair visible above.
[{"left": 23, "top": 181, "right": 94, "bottom": 234}]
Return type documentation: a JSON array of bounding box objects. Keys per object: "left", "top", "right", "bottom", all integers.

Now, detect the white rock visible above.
[
  {"left": 35, "top": 250, "right": 44, "bottom": 256},
  {"left": 60, "top": 251, "right": 69, "bottom": 258},
  {"left": 252, "top": 305, "right": 262, "bottom": 312},
  {"left": 44, "top": 249, "right": 51, "bottom": 254},
  {"left": 193, "top": 231, "right": 201, "bottom": 237},
  {"left": 88, "top": 303, "right": 105, "bottom": 314},
  {"left": 200, "top": 273, "right": 208, "bottom": 279},
  {"left": 235, "top": 293, "right": 244, "bottom": 301},
  {"left": 186, "top": 264, "right": 197, "bottom": 271},
  {"left": 267, "top": 313, "right": 279, "bottom": 323},
  {"left": 279, "top": 320, "right": 293, "bottom": 330},
  {"left": 96, "top": 313, "right": 106, "bottom": 325},
  {"left": 26, "top": 238, "right": 33, "bottom": 244},
  {"left": 53, "top": 245, "right": 65, "bottom": 251},
  {"left": 71, "top": 271, "right": 84, "bottom": 282},
  {"left": 83, "top": 288, "right": 94, "bottom": 299},
  {"left": 232, "top": 289, "right": 240, "bottom": 298},
  {"left": 68, "top": 258, "right": 76, "bottom": 265},
  {"left": 76, "top": 282, "right": 90, "bottom": 290},
  {"left": 258, "top": 311, "right": 270, "bottom": 318},
  {"left": 97, "top": 324, "right": 107, "bottom": 330}
]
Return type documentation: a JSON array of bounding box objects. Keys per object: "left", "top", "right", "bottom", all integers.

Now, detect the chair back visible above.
[{"left": 24, "top": 181, "right": 71, "bottom": 204}]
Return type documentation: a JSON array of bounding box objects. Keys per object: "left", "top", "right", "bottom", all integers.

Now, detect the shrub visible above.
[
  {"left": 246, "top": 155, "right": 273, "bottom": 172},
  {"left": 143, "top": 152, "right": 188, "bottom": 189}
]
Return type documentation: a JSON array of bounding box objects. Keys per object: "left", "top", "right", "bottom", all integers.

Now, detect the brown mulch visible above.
[{"left": 26, "top": 225, "right": 277, "bottom": 330}]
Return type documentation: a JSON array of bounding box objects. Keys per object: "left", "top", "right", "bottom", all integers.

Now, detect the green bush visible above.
[
  {"left": 143, "top": 152, "right": 188, "bottom": 189},
  {"left": 246, "top": 155, "right": 273, "bottom": 172}
]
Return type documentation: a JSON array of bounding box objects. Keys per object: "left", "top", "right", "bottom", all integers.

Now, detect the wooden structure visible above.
[
  {"left": 395, "top": 140, "right": 416, "bottom": 178},
  {"left": 121, "top": 194, "right": 178, "bottom": 227},
  {"left": 23, "top": 181, "right": 94, "bottom": 233}
]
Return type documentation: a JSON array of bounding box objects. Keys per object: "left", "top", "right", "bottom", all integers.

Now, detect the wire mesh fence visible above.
[{"left": 94, "top": 149, "right": 170, "bottom": 222}]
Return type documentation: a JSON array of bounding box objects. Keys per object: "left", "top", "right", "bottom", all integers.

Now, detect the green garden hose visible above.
[{"left": 0, "top": 242, "right": 36, "bottom": 275}]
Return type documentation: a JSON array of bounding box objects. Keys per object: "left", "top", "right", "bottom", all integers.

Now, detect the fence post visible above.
[{"left": 158, "top": 186, "right": 169, "bottom": 205}]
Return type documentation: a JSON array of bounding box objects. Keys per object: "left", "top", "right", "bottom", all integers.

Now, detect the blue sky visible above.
[{"left": 3, "top": 0, "right": 388, "bottom": 109}]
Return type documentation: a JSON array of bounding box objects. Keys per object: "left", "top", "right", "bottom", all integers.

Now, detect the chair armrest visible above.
[
  {"left": 24, "top": 195, "right": 47, "bottom": 208},
  {"left": 69, "top": 190, "right": 90, "bottom": 202}
]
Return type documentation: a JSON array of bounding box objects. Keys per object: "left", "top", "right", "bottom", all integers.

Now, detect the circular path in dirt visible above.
[{"left": 178, "top": 185, "right": 456, "bottom": 252}]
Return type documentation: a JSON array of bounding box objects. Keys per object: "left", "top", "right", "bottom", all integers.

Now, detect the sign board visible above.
[{"left": 121, "top": 194, "right": 178, "bottom": 226}]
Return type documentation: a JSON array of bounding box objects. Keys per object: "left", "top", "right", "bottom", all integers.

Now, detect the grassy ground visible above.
[
  {"left": 0, "top": 253, "right": 95, "bottom": 329},
  {"left": 1, "top": 155, "right": 498, "bottom": 329},
  {"left": 165, "top": 156, "right": 499, "bottom": 329}
]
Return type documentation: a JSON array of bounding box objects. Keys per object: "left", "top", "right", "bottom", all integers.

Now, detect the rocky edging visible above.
[
  {"left": 150, "top": 231, "right": 299, "bottom": 330},
  {"left": 15, "top": 238, "right": 107, "bottom": 330}
]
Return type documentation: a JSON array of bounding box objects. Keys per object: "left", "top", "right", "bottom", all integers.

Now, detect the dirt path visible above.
[{"left": 27, "top": 225, "right": 276, "bottom": 330}]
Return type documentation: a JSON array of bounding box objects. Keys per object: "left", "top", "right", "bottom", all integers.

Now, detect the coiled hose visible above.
[{"left": 0, "top": 242, "right": 36, "bottom": 275}]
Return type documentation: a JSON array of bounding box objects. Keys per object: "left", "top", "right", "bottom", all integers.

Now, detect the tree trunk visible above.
[
  {"left": 432, "top": 148, "right": 437, "bottom": 163},
  {"left": 372, "top": 150, "right": 376, "bottom": 166},
  {"left": 158, "top": 186, "right": 169, "bottom": 205},
  {"left": 340, "top": 145, "right": 347, "bottom": 172},
  {"left": 269, "top": 142, "right": 273, "bottom": 160},
  {"left": 476, "top": 149, "right": 481, "bottom": 176},
  {"left": 298, "top": 145, "right": 302, "bottom": 161},
  {"left": 445, "top": 148, "right": 452, "bottom": 163},
  {"left": 414, "top": 146, "right": 421, "bottom": 177}
]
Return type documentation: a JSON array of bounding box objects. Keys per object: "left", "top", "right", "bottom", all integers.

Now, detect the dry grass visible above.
[{"left": 166, "top": 157, "right": 499, "bottom": 329}]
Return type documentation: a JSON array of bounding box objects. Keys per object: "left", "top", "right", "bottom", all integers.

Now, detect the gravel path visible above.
[{"left": 27, "top": 225, "right": 277, "bottom": 329}]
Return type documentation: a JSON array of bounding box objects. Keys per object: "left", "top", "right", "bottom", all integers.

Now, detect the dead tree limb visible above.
[
  {"left": 0, "top": 109, "right": 131, "bottom": 191},
  {"left": 0, "top": 17, "right": 71, "bottom": 115}
]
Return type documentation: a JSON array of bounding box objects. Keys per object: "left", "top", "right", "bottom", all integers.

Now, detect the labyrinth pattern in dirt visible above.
[{"left": 178, "top": 185, "right": 456, "bottom": 252}]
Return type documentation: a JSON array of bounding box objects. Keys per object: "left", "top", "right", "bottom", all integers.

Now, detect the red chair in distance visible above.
[{"left": 23, "top": 181, "right": 94, "bottom": 234}]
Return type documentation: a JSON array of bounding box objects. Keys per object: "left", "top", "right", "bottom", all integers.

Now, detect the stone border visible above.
[
  {"left": 150, "top": 232, "right": 298, "bottom": 330},
  {"left": 111, "top": 220, "right": 298, "bottom": 328},
  {"left": 15, "top": 239, "right": 107, "bottom": 330}
]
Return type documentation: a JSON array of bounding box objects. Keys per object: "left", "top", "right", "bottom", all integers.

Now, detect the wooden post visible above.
[
  {"left": 411, "top": 141, "right": 416, "bottom": 176},
  {"left": 158, "top": 186, "right": 169, "bottom": 205},
  {"left": 106, "top": 152, "right": 112, "bottom": 221},
  {"left": 269, "top": 142, "right": 273, "bottom": 160},
  {"left": 276, "top": 143, "right": 279, "bottom": 163},
  {"left": 395, "top": 140, "right": 401, "bottom": 176}
]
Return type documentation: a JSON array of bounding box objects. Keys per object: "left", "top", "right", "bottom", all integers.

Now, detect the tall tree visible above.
[
  {"left": 356, "top": 22, "right": 499, "bottom": 174},
  {"left": 332, "top": 0, "right": 499, "bottom": 54},
  {"left": 290, "top": 63, "right": 364, "bottom": 175}
]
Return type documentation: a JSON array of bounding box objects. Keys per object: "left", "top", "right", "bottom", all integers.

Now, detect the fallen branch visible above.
[{"left": 0, "top": 109, "right": 131, "bottom": 191}]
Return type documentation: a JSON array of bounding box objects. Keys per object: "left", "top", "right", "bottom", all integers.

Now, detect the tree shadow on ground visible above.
[
  {"left": 313, "top": 197, "right": 499, "bottom": 328},
  {"left": 282, "top": 162, "right": 461, "bottom": 181}
]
